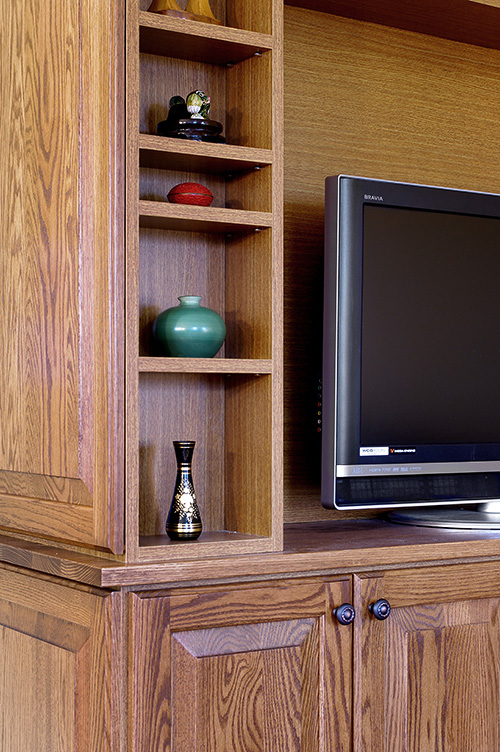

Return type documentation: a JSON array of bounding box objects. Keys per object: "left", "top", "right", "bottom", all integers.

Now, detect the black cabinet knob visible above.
[
  {"left": 334, "top": 603, "right": 356, "bottom": 625},
  {"left": 369, "top": 598, "right": 391, "bottom": 620}
]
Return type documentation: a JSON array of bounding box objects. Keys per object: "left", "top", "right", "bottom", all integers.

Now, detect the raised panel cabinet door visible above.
[
  {"left": 355, "top": 562, "right": 500, "bottom": 752},
  {"left": 0, "top": 566, "right": 124, "bottom": 751},
  {"left": 129, "top": 580, "right": 353, "bottom": 752},
  {"left": 0, "top": 0, "right": 124, "bottom": 551}
]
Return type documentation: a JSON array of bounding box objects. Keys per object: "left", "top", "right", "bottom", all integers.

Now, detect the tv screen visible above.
[{"left": 322, "top": 175, "right": 500, "bottom": 522}]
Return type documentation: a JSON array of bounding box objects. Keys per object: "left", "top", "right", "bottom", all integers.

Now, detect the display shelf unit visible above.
[{"left": 126, "top": 0, "right": 283, "bottom": 562}]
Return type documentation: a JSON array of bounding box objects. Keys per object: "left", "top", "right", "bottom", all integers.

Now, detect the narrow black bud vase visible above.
[{"left": 166, "top": 441, "right": 202, "bottom": 541}]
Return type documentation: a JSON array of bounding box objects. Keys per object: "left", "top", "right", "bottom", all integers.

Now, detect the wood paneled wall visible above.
[{"left": 283, "top": 6, "right": 500, "bottom": 522}]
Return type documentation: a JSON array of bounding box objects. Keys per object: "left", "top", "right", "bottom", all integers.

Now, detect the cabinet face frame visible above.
[{"left": 125, "top": 0, "right": 284, "bottom": 562}]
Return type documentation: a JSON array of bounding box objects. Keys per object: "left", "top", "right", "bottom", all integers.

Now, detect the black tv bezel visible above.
[{"left": 322, "top": 174, "right": 500, "bottom": 510}]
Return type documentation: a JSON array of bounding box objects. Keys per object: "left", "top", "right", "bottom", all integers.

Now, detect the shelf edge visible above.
[
  {"left": 139, "top": 10, "right": 274, "bottom": 49},
  {"left": 139, "top": 134, "right": 273, "bottom": 167},
  {"left": 139, "top": 200, "right": 273, "bottom": 230},
  {"left": 138, "top": 357, "right": 273, "bottom": 374}
]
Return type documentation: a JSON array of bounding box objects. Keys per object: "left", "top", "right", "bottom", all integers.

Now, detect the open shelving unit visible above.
[{"left": 125, "top": 0, "right": 283, "bottom": 562}]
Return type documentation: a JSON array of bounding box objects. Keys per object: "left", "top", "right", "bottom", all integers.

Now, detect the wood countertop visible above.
[{"left": 2, "top": 519, "right": 500, "bottom": 589}]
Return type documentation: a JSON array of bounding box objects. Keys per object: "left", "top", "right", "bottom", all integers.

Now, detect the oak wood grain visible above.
[
  {"left": 129, "top": 579, "right": 351, "bottom": 751},
  {"left": 356, "top": 568, "right": 500, "bottom": 751},
  {"left": 226, "top": 52, "right": 273, "bottom": 148},
  {"left": 172, "top": 624, "right": 314, "bottom": 750},
  {"left": 0, "top": 566, "right": 125, "bottom": 751},
  {"left": 139, "top": 134, "right": 273, "bottom": 173},
  {"left": 138, "top": 200, "right": 273, "bottom": 231},
  {"left": 0, "top": 0, "right": 124, "bottom": 552},
  {"left": 354, "top": 575, "right": 385, "bottom": 752},
  {"left": 283, "top": 6, "right": 500, "bottom": 524},
  {"left": 169, "top": 580, "right": 331, "bottom": 628},
  {"left": 139, "top": 357, "right": 273, "bottom": 373},
  {"left": 139, "top": 52, "right": 227, "bottom": 137},
  {"left": 138, "top": 373, "right": 225, "bottom": 536},
  {"left": 225, "top": 375, "right": 273, "bottom": 536},
  {"left": 126, "top": 0, "right": 283, "bottom": 561},
  {"left": 139, "top": 11, "right": 273, "bottom": 62},
  {"left": 3, "top": 520, "right": 500, "bottom": 589},
  {"left": 129, "top": 593, "right": 172, "bottom": 752},
  {"left": 139, "top": 154, "right": 272, "bottom": 213},
  {"left": 226, "top": 0, "right": 273, "bottom": 34},
  {"left": 125, "top": 0, "right": 142, "bottom": 563},
  {"left": 285, "top": 0, "right": 500, "bottom": 51}
]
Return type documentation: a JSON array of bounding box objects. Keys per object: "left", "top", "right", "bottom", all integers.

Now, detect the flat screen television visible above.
[{"left": 322, "top": 175, "right": 500, "bottom": 528}]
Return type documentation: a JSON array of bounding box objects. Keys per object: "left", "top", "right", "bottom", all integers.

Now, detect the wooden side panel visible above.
[
  {"left": 283, "top": 0, "right": 500, "bottom": 51},
  {"left": 0, "top": 567, "right": 123, "bottom": 751},
  {"left": 0, "top": 0, "right": 124, "bottom": 551},
  {"left": 129, "top": 579, "right": 353, "bottom": 751},
  {"left": 283, "top": 6, "right": 500, "bottom": 523},
  {"left": 356, "top": 567, "right": 500, "bottom": 752},
  {"left": 225, "top": 375, "right": 273, "bottom": 537}
]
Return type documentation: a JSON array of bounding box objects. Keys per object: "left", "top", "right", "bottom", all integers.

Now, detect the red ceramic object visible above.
[{"left": 167, "top": 182, "right": 214, "bottom": 206}]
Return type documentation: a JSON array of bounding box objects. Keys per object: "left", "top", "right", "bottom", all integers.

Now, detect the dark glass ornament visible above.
[{"left": 166, "top": 441, "right": 202, "bottom": 541}]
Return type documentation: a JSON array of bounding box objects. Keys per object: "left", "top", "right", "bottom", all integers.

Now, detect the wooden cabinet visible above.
[
  {"left": 4, "top": 550, "right": 500, "bottom": 750},
  {"left": 129, "top": 579, "right": 352, "bottom": 751},
  {"left": 3, "top": 0, "right": 500, "bottom": 565},
  {"left": 0, "top": 566, "right": 124, "bottom": 751},
  {"left": 0, "top": 0, "right": 124, "bottom": 553},
  {"left": 127, "top": 563, "right": 500, "bottom": 751},
  {"left": 3, "top": 0, "right": 500, "bottom": 747},
  {"left": 0, "top": 0, "right": 283, "bottom": 561},
  {"left": 355, "top": 562, "right": 500, "bottom": 752}
]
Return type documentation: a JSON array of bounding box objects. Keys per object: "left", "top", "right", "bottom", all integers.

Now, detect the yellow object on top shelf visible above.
[{"left": 147, "top": 0, "right": 222, "bottom": 25}]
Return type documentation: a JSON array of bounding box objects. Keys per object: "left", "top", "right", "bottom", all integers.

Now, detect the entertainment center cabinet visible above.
[{"left": 2, "top": 0, "right": 500, "bottom": 749}]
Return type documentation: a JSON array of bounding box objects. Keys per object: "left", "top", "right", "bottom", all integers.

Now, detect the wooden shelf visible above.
[
  {"left": 139, "top": 357, "right": 273, "bottom": 374},
  {"left": 137, "top": 531, "right": 275, "bottom": 562},
  {"left": 139, "top": 11, "right": 273, "bottom": 63},
  {"left": 139, "top": 134, "right": 273, "bottom": 173},
  {"left": 138, "top": 200, "right": 273, "bottom": 232}
]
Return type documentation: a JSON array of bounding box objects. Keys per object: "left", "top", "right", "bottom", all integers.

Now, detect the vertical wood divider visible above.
[{"left": 126, "top": 0, "right": 141, "bottom": 561}]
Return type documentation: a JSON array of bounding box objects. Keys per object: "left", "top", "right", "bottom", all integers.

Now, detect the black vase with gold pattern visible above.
[{"left": 166, "top": 441, "right": 202, "bottom": 541}]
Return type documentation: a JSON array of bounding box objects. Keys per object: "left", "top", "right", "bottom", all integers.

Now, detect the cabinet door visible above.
[
  {"left": 129, "top": 580, "right": 353, "bottom": 752},
  {"left": 356, "top": 562, "right": 500, "bottom": 752},
  {"left": 0, "top": 566, "right": 123, "bottom": 751},
  {"left": 0, "top": 0, "right": 124, "bottom": 551}
]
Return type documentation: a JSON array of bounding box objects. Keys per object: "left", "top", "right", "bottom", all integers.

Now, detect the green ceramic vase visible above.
[{"left": 153, "top": 295, "right": 226, "bottom": 357}]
